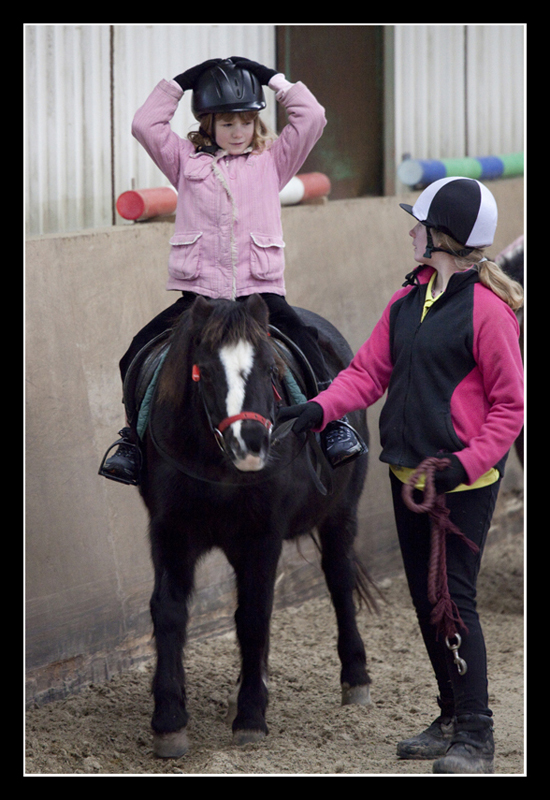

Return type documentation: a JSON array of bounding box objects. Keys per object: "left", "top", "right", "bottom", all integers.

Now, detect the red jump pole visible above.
[
  {"left": 279, "top": 173, "right": 331, "bottom": 205},
  {"left": 116, "top": 187, "right": 177, "bottom": 221}
]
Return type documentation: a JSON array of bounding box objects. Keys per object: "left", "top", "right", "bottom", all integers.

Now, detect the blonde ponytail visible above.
[
  {"left": 433, "top": 231, "right": 524, "bottom": 311},
  {"left": 477, "top": 258, "right": 524, "bottom": 311}
]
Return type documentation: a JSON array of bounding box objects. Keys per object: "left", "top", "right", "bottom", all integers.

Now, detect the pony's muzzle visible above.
[{"left": 227, "top": 418, "right": 272, "bottom": 472}]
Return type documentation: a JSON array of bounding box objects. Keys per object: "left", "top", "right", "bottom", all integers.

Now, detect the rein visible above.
[
  {"left": 401, "top": 457, "right": 480, "bottom": 675},
  {"left": 146, "top": 324, "right": 333, "bottom": 494},
  {"left": 148, "top": 372, "right": 320, "bottom": 489},
  {"left": 148, "top": 400, "right": 313, "bottom": 489},
  {"left": 148, "top": 363, "right": 332, "bottom": 494}
]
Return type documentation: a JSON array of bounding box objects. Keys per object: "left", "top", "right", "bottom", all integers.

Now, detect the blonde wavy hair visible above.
[
  {"left": 188, "top": 110, "right": 276, "bottom": 153},
  {"left": 433, "top": 231, "right": 524, "bottom": 311}
]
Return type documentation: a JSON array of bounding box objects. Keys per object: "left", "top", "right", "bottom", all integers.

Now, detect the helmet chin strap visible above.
[
  {"left": 422, "top": 227, "right": 437, "bottom": 258},
  {"left": 423, "top": 226, "right": 474, "bottom": 259},
  {"left": 197, "top": 125, "right": 220, "bottom": 154}
]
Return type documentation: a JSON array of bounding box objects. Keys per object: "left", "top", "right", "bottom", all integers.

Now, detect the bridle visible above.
[
  {"left": 191, "top": 362, "right": 277, "bottom": 454},
  {"left": 147, "top": 342, "right": 332, "bottom": 495}
]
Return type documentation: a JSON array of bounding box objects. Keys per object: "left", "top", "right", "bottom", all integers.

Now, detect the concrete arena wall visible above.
[{"left": 25, "top": 178, "right": 524, "bottom": 705}]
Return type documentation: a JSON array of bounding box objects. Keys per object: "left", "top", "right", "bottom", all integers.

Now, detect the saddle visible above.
[
  {"left": 122, "top": 324, "right": 319, "bottom": 443},
  {"left": 122, "top": 329, "right": 172, "bottom": 440},
  {"left": 268, "top": 325, "right": 319, "bottom": 404}
]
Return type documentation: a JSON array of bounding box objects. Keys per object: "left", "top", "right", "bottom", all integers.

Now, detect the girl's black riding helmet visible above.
[{"left": 192, "top": 58, "right": 266, "bottom": 117}]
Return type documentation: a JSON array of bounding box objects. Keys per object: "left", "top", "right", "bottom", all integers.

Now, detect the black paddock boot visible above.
[
  {"left": 322, "top": 418, "right": 368, "bottom": 468},
  {"left": 316, "top": 381, "right": 367, "bottom": 468},
  {"left": 98, "top": 427, "right": 142, "bottom": 486},
  {"left": 397, "top": 715, "right": 455, "bottom": 760},
  {"left": 432, "top": 714, "right": 494, "bottom": 774}
]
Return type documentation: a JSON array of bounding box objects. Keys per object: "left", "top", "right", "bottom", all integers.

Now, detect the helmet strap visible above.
[
  {"left": 423, "top": 225, "right": 474, "bottom": 259},
  {"left": 422, "top": 226, "right": 436, "bottom": 259},
  {"left": 197, "top": 124, "right": 219, "bottom": 155}
]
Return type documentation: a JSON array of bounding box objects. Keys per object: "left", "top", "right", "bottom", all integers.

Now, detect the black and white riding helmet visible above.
[
  {"left": 192, "top": 58, "right": 266, "bottom": 118},
  {"left": 400, "top": 176, "right": 498, "bottom": 258}
]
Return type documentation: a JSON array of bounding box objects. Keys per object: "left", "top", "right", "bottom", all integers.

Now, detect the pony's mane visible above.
[
  {"left": 199, "top": 300, "right": 268, "bottom": 350},
  {"left": 157, "top": 299, "right": 271, "bottom": 404}
]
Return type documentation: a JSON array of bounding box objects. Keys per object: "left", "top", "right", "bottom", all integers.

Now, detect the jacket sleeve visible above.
[
  {"left": 268, "top": 75, "right": 327, "bottom": 190},
  {"left": 131, "top": 79, "right": 192, "bottom": 188},
  {"left": 312, "top": 289, "right": 407, "bottom": 428},
  {"left": 454, "top": 286, "right": 524, "bottom": 483}
]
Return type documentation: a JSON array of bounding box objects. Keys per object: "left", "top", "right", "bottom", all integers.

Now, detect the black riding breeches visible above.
[
  {"left": 389, "top": 470, "right": 500, "bottom": 718},
  {"left": 119, "top": 292, "right": 330, "bottom": 383}
]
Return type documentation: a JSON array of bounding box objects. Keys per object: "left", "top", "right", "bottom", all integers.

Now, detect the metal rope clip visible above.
[{"left": 445, "top": 633, "right": 468, "bottom": 675}]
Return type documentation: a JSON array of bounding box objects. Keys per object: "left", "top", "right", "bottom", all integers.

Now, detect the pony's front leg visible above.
[
  {"left": 149, "top": 559, "right": 195, "bottom": 758},
  {"left": 229, "top": 536, "right": 282, "bottom": 745}
]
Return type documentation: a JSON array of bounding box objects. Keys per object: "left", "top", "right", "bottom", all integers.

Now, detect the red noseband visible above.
[{"left": 217, "top": 412, "right": 273, "bottom": 434}]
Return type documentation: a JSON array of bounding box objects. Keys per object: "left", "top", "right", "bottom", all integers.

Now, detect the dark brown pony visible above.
[{"left": 140, "top": 294, "right": 372, "bottom": 758}]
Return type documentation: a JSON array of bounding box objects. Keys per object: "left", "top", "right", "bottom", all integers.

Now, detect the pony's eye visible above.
[{"left": 198, "top": 366, "right": 212, "bottom": 383}]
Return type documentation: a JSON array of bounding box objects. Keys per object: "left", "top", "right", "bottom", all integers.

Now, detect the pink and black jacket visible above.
[{"left": 314, "top": 265, "right": 524, "bottom": 486}]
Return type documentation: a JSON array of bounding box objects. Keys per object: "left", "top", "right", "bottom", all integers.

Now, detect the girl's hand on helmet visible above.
[
  {"left": 277, "top": 402, "right": 324, "bottom": 435},
  {"left": 230, "top": 57, "right": 278, "bottom": 86},
  {"left": 173, "top": 59, "right": 223, "bottom": 92}
]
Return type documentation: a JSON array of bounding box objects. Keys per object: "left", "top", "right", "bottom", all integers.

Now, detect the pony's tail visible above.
[
  {"left": 352, "top": 554, "right": 385, "bottom": 615},
  {"left": 304, "top": 532, "right": 385, "bottom": 615}
]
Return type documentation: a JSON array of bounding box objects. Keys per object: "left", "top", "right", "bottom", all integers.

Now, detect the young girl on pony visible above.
[{"left": 100, "top": 57, "right": 363, "bottom": 485}]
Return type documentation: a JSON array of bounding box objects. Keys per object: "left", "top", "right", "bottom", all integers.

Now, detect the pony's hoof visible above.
[
  {"left": 341, "top": 683, "right": 372, "bottom": 706},
  {"left": 232, "top": 728, "right": 267, "bottom": 746},
  {"left": 153, "top": 728, "right": 189, "bottom": 758}
]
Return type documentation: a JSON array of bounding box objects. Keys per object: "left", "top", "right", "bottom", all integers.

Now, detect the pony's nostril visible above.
[{"left": 242, "top": 422, "right": 269, "bottom": 453}]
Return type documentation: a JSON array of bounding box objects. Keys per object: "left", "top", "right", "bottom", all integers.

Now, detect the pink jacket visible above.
[{"left": 132, "top": 75, "right": 327, "bottom": 299}]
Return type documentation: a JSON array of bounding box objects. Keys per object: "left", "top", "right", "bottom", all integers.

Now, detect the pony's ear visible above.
[
  {"left": 245, "top": 293, "right": 269, "bottom": 330},
  {"left": 190, "top": 295, "right": 214, "bottom": 331}
]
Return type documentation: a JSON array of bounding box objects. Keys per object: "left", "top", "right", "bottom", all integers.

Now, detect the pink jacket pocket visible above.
[
  {"left": 169, "top": 232, "right": 203, "bottom": 279},
  {"left": 250, "top": 233, "right": 285, "bottom": 280}
]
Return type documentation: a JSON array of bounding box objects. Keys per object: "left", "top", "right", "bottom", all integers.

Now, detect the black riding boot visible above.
[
  {"left": 317, "top": 381, "right": 367, "bottom": 468},
  {"left": 397, "top": 714, "right": 455, "bottom": 760},
  {"left": 98, "top": 428, "right": 142, "bottom": 486},
  {"left": 432, "top": 714, "right": 494, "bottom": 774}
]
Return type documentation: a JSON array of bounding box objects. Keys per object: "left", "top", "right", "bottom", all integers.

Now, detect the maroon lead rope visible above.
[{"left": 401, "top": 457, "right": 480, "bottom": 643}]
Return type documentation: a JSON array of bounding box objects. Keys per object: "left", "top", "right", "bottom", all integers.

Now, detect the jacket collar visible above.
[
  {"left": 402, "top": 265, "right": 435, "bottom": 287},
  {"left": 191, "top": 145, "right": 254, "bottom": 158},
  {"left": 403, "top": 264, "right": 479, "bottom": 293}
]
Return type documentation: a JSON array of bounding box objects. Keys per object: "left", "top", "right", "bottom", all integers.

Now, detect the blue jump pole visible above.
[{"left": 397, "top": 153, "right": 524, "bottom": 187}]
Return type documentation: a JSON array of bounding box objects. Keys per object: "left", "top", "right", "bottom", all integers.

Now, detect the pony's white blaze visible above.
[
  {"left": 220, "top": 339, "right": 254, "bottom": 418},
  {"left": 219, "top": 340, "right": 264, "bottom": 470}
]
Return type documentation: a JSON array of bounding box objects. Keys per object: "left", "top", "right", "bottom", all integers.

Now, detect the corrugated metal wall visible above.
[
  {"left": 25, "top": 25, "right": 113, "bottom": 235},
  {"left": 465, "top": 25, "right": 525, "bottom": 156},
  {"left": 25, "top": 24, "right": 524, "bottom": 236},
  {"left": 394, "top": 25, "right": 524, "bottom": 175}
]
